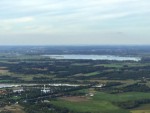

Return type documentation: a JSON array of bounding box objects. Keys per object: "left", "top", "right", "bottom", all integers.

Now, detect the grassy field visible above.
[
  {"left": 51, "top": 99, "right": 129, "bottom": 113},
  {"left": 84, "top": 71, "right": 100, "bottom": 76},
  {"left": 95, "top": 63, "right": 123, "bottom": 68},
  {"left": 131, "top": 110, "right": 150, "bottom": 113},
  {"left": 51, "top": 91, "right": 150, "bottom": 113},
  {"left": 93, "top": 92, "right": 150, "bottom": 102},
  {"left": 94, "top": 63, "right": 150, "bottom": 68},
  {"left": 71, "top": 63, "right": 90, "bottom": 66},
  {"left": 0, "top": 105, "right": 25, "bottom": 113},
  {"left": 131, "top": 104, "right": 150, "bottom": 113}
]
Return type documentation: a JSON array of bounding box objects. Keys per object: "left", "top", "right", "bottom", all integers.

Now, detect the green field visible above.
[
  {"left": 51, "top": 99, "right": 129, "bottom": 113},
  {"left": 93, "top": 92, "right": 150, "bottom": 102},
  {"left": 85, "top": 72, "right": 100, "bottom": 76},
  {"left": 51, "top": 92, "right": 150, "bottom": 113},
  {"left": 131, "top": 104, "right": 150, "bottom": 113},
  {"left": 95, "top": 63, "right": 123, "bottom": 68}
]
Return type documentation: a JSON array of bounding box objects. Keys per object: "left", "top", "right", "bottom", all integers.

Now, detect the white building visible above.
[
  {"left": 92, "top": 84, "right": 105, "bottom": 88},
  {"left": 13, "top": 88, "right": 24, "bottom": 93},
  {"left": 41, "top": 85, "right": 50, "bottom": 93}
]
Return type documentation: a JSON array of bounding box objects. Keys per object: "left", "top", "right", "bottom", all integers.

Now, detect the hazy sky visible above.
[{"left": 0, "top": 0, "right": 150, "bottom": 45}]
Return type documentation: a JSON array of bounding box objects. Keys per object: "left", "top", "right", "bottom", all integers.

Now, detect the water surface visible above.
[{"left": 43, "top": 55, "right": 141, "bottom": 61}]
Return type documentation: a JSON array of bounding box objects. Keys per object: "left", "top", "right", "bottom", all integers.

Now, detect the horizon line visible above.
[{"left": 0, "top": 44, "right": 150, "bottom": 46}]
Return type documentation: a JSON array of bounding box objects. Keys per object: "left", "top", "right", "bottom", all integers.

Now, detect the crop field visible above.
[
  {"left": 0, "top": 105, "right": 25, "bottom": 113},
  {"left": 51, "top": 99, "right": 129, "bottom": 113},
  {"left": 0, "top": 46, "right": 150, "bottom": 113},
  {"left": 131, "top": 104, "right": 150, "bottom": 113},
  {"left": 51, "top": 91, "right": 150, "bottom": 113},
  {"left": 60, "top": 96, "right": 89, "bottom": 102},
  {"left": 93, "top": 92, "right": 150, "bottom": 102}
]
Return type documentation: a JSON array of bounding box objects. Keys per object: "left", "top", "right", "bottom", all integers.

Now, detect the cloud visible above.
[
  {"left": 0, "top": 0, "right": 150, "bottom": 45},
  {"left": 0, "top": 17, "right": 34, "bottom": 33},
  {"left": 3, "top": 17, "right": 34, "bottom": 23}
]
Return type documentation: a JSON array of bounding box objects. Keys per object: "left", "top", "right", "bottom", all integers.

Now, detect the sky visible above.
[{"left": 0, "top": 0, "right": 150, "bottom": 45}]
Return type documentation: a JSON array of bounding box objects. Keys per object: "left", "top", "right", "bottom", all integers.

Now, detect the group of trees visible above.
[
  {"left": 7, "top": 61, "right": 110, "bottom": 76},
  {"left": 0, "top": 84, "right": 95, "bottom": 113},
  {"left": 96, "top": 83, "right": 150, "bottom": 94},
  {"left": 93, "top": 69, "right": 150, "bottom": 80},
  {"left": 22, "top": 102, "right": 90, "bottom": 113},
  {"left": 115, "top": 99, "right": 150, "bottom": 109},
  {"left": 2, "top": 58, "right": 150, "bottom": 81}
]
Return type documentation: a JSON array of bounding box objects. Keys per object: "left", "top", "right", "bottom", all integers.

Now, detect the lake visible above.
[
  {"left": 0, "top": 84, "right": 82, "bottom": 88},
  {"left": 43, "top": 55, "right": 141, "bottom": 61}
]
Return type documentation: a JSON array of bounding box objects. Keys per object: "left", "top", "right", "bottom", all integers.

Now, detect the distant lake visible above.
[
  {"left": 43, "top": 55, "right": 141, "bottom": 61},
  {"left": 0, "top": 84, "right": 81, "bottom": 88},
  {"left": 0, "top": 84, "right": 20, "bottom": 88}
]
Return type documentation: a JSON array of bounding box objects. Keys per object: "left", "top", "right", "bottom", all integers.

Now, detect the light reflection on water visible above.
[{"left": 43, "top": 55, "right": 141, "bottom": 61}]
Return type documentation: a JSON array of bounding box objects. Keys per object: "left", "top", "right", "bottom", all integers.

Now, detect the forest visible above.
[{"left": 0, "top": 46, "right": 150, "bottom": 113}]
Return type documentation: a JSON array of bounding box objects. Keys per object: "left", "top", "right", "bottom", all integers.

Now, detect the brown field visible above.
[
  {"left": 131, "top": 110, "right": 150, "bottom": 113},
  {"left": 0, "top": 69, "right": 8, "bottom": 74},
  {"left": 0, "top": 90, "right": 7, "bottom": 95},
  {"left": 60, "top": 96, "right": 90, "bottom": 102},
  {"left": 0, "top": 67, "right": 8, "bottom": 74},
  {"left": 131, "top": 104, "right": 150, "bottom": 113},
  {"left": 0, "top": 105, "right": 25, "bottom": 113}
]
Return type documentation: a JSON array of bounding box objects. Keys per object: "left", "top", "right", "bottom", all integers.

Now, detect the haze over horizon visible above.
[{"left": 0, "top": 0, "right": 150, "bottom": 45}]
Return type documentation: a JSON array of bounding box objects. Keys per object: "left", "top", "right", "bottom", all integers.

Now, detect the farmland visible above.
[{"left": 0, "top": 46, "right": 150, "bottom": 113}]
